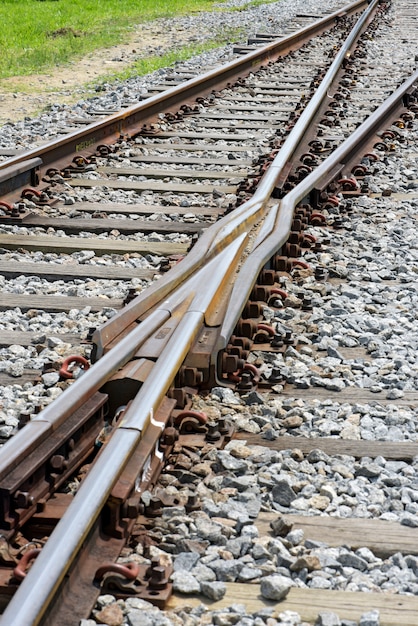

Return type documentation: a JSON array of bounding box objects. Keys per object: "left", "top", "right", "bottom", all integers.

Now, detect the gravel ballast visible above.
[{"left": 0, "top": 0, "right": 417, "bottom": 624}]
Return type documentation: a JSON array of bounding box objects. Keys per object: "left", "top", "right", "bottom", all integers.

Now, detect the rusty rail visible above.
[
  {"left": 0, "top": 0, "right": 367, "bottom": 195},
  {"left": 91, "top": 0, "right": 379, "bottom": 359},
  {"left": 214, "top": 68, "right": 418, "bottom": 380},
  {"left": 1, "top": 237, "right": 248, "bottom": 626},
  {"left": 0, "top": 1, "right": 400, "bottom": 623}
]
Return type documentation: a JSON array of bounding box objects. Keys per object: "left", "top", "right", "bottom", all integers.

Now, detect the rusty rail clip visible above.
[{"left": 96, "top": 558, "right": 172, "bottom": 608}]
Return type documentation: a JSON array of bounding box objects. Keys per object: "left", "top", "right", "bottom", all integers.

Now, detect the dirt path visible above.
[{"left": 0, "top": 21, "right": 202, "bottom": 125}]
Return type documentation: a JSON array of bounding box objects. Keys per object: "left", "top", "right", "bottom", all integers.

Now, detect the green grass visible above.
[
  {"left": 100, "top": 29, "right": 244, "bottom": 85},
  {"left": 0, "top": 0, "right": 228, "bottom": 79}
]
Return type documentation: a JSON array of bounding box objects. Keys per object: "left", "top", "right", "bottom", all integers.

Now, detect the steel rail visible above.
[
  {"left": 215, "top": 67, "right": 418, "bottom": 377},
  {"left": 0, "top": 0, "right": 381, "bottom": 483},
  {"left": 0, "top": 2, "right": 386, "bottom": 622},
  {"left": 0, "top": 311, "right": 168, "bottom": 478},
  {"left": 0, "top": 235, "right": 248, "bottom": 626},
  {"left": 92, "top": 0, "right": 380, "bottom": 359},
  {"left": 0, "top": 0, "right": 366, "bottom": 185},
  {"left": 0, "top": 0, "right": 378, "bottom": 512},
  {"left": 0, "top": 243, "right": 236, "bottom": 479},
  {"left": 0, "top": 232, "right": 240, "bottom": 481},
  {"left": 205, "top": 0, "right": 381, "bottom": 254}
]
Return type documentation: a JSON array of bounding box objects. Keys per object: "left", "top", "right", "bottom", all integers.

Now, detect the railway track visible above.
[
  {"left": 0, "top": 5, "right": 393, "bottom": 382},
  {"left": 0, "top": 1, "right": 365, "bottom": 425},
  {"left": 0, "top": 0, "right": 417, "bottom": 624}
]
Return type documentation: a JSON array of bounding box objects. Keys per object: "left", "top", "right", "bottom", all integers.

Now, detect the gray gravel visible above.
[
  {"left": 88, "top": 1, "right": 418, "bottom": 624},
  {"left": 0, "top": 0, "right": 416, "bottom": 623},
  {"left": 0, "top": 0, "right": 350, "bottom": 429},
  {"left": 0, "top": 0, "right": 348, "bottom": 149}
]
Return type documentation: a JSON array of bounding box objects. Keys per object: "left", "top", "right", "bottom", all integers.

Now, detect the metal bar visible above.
[
  {"left": 0, "top": 234, "right": 247, "bottom": 625},
  {"left": 207, "top": 0, "right": 381, "bottom": 254},
  {"left": 215, "top": 68, "right": 418, "bottom": 366},
  {"left": 90, "top": 0, "right": 376, "bottom": 356},
  {"left": 0, "top": 1, "right": 367, "bottom": 191},
  {"left": 0, "top": 310, "right": 170, "bottom": 480}
]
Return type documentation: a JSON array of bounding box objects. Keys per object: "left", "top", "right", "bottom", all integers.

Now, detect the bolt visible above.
[
  {"left": 270, "top": 334, "right": 284, "bottom": 348},
  {"left": 14, "top": 491, "right": 34, "bottom": 509},
  {"left": 302, "top": 296, "right": 313, "bottom": 311},
  {"left": 148, "top": 566, "right": 169, "bottom": 590},
  {"left": 159, "top": 259, "right": 171, "bottom": 272},
  {"left": 161, "top": 427, "right": 177, "bottom": 447},
  {"left": 49, "top": 455, "right": 67, "bottom": 473},
  {"left": 146, "top": 557, "right": 161, "bottom": 579},
  {"left": 222, "top": 353, "right": 242, "bottom": 373},
  {"left": 86, "top": 327, "right": 96, "bottom": 341},
  {"left": 218, "top": 418, "right": 229, "bottom": 434},
  {"left": 124, "top": 288, "right": 137, "bottom": 305},
  {"left": 315, "top": 267, "right": 327, "bottom": 281},
  {"left": 122, "top": 498, "right": 141, "bottom": 519},
  {"left": 268, "top": 367, "right": 284, "bottom": 384},
  {"left": 237, "top": 371, "right": 254, "bottom": 391},
  {"left": 18, "top": 412, "right": 31, "bottom": 429},
  {"left": 283, "top": 330, "right": 294, "bottom": 345},
  {"left": 146, "top": 497, "right": 162, "bottom": 517},
  {"left": 269, "top": 297, "right": 284, "bottom": 309},
  {"left": 206, "top": 422, "right": 221, "bottom": 442}
]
